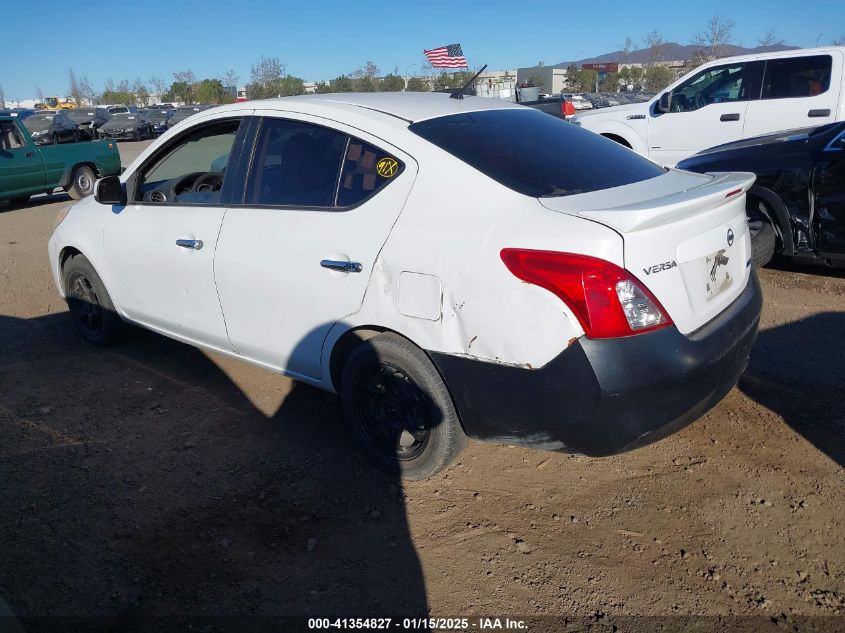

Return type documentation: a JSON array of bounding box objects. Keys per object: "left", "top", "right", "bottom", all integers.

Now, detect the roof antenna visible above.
[{"left": 450, "top": 64, "right": 487, "bottom": 99}]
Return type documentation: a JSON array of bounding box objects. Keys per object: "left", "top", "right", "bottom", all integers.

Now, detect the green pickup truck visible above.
[{"left": 1, "top": 114, "right": 121, "bottom": 205}]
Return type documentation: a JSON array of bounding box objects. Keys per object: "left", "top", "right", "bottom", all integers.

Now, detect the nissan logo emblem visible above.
[{"left": 727, "top": 228, "right": 735, "bottom": 247}]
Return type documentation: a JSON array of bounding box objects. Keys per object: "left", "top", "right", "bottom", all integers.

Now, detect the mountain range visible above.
[{"left": 552, "top": 43, "right": 800, "bottom": 68}]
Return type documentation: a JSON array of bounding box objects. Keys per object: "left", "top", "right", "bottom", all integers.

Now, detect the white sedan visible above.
[{"left": 48, "top": 93, "right": 762, "bottom": 478}]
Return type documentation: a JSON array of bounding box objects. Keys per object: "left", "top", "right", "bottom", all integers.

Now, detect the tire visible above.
[
  {"left": 747, "top": 199, "right": 778, "bottom": 268},
  {"left": 749, "top": 220, "right": 776, "bottom": 268},
  {"left": 63, "top": 254, "right": 123, "bottom": 346},
  {"left": 67, "top": 165, "right": 96, "bottom": 200},
  {"left": 340, "top": 332, "right": 468, "bottom": 479}
]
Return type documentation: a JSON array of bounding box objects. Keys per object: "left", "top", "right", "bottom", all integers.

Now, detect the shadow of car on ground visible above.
[{"left": 0, "top": 311, "right": 432, "bottom": 632}]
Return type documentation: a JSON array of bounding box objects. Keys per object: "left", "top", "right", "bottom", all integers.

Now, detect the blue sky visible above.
[{"left": 3, "top": 0, "right": 844, "bottom": 100}]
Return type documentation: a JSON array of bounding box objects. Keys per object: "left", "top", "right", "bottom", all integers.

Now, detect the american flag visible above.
[{"left": 423, "top": 44, "right": 468, "bottom": 68}]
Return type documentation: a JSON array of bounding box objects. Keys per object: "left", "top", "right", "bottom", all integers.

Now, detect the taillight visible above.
[
  {"left": 562, "top": 101, "right": 576, "bottom": 116},
  {"left": 500, "top": 249, "right": 672, "bottom": 338}
]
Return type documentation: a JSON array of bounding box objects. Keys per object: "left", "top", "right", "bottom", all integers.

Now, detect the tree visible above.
[
  {"left": 351, "top": 61, "right": 380, "bottom": 92},
  {"left": 68, "top": 69, "right": 83, "bottom": 106},
  {"left": 79, "top": 76, "right": 96, "bottom": 105},
  {"left": 692, "top": 12, "right": 735, "bottom": 63},
  {"left": 148, "top": 76, "right": 166, "bottom": 101},
  {"left": 642, "top": 65, "right": 676, "bottom": 91},
  {"left": 405, "top": 77, "right": 429, "bottom": 92},
  {"left": 380, "top": 74, "right": 405, "bottom": 92},
  {"left": 173, "top": 70, "right": 197, "bottom": 103},
  {"left": 133, "top": 78, "right": 150, "bottom": 106},
  {"left": 833, "top": 35, "right": 845, "bottom": 46},
  {"left": 314, "top": 81, "right": 333, "bottom": 94},
  {"left": 331, "top": 75, "right": 355, "bottom": 92},
  {"left": 757, "top": 28, "right": 783, "bottom": 47},
  {"left": 0, "top": 85, "right": 5, "bottom": 109},
  {"left": 223, "top": 69, "right": 239, "bottom": 90},
  {"left": 249, "top": 56, "right": 286, "bottom": 98},
  {"left": 599, "top": 71, "right": 620, "bottom": 92}
]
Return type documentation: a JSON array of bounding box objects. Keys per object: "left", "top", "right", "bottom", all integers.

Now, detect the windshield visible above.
[
  {"left": 110, "top": 114, "right": 138, "bottom": 122},
  {"left": 66, "top": 109, "right": 98, "bottom": 120},
  {"left": 410, "top": 109, "right": 665, "bottom": 197},
  {"left": 144, "top": 111, "right": 169, "bottom": 121},
  {"left": 23, "top": 115, "right": 53, "bottom": 129}
]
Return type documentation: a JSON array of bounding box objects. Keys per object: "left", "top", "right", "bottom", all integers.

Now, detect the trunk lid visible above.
[{"left": 539, "top": 170, "right": 756, "bottom": 334}]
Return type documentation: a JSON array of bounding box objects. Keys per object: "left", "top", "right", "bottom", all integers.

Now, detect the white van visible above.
[{"left": 572, "top": 47, "right": 845, "bottom": 166}]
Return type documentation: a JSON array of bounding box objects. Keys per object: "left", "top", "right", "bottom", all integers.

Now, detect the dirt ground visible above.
[{"left": 0, "top": 143, "right": 843, "bottom": 632}]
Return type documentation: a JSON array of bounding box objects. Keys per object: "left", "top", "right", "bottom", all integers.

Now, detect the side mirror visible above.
[
  {"left": 657, "top": 92, "right": 672, "bottom": 113},
  {"left": 95, "top": 175, "right": 126, "bottom": 206}
]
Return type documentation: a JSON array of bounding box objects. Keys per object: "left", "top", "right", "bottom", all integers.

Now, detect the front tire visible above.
[
  {"left": 63, "top": 254, "right": 123, "bottom": 346},
  {"left": 747, "top": 200, "right": 778, "bottom": 268},
  {"left": 67, "top": 165, "right": 96, "bottom": 200},
  {"left": 341, "top": 332, "right": 468, "bottom": 479}
]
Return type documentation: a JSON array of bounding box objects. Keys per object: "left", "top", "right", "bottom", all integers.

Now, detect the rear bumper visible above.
[{"left": 430, "top": 269, "right": 763, "bottom": 456}]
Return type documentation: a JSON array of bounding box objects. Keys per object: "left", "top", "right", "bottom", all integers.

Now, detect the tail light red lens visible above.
[
  {"left": 500, "top": 249, "right": 673, "bottom": 338},
  {"left": 562, "top": 101, "right": 576, "bottom": 116}
]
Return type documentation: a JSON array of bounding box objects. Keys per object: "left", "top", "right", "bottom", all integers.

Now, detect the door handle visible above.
[
  {"left": 176, "top": 238, "right": 203, "bottom": 250},
  {"left": 808, "top": 109, "right": 831, "bottom": 118},
  {"left": 720, "top": 113, "right": 740, "bottom": 122},
  {"left": 320, "top": 259, "right": 362, "bottom": 273}
]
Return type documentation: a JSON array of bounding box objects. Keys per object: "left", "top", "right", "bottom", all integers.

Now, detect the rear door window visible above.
[
  {"left": 244, "top": 118, "right": 347, "bottom": 207},
  {"left": 761, "top": 55, "right": 833, "bottom": 99},
  {"left": 410, "top": 109, "right": 664, "bottom": 197}
]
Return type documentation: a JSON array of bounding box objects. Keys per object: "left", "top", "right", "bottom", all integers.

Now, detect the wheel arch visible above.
[
  {"left": 58, "top": 246, "right": 84, "bottom": 288},
  {"left": 601, "top": 132, "right": 632, "bottom": 148},
  {"left": 59, "top": 161, "right": 99, "bottom": 190},
  {"left": 746, "top": 185, "right": 794, "bottom": 255}
]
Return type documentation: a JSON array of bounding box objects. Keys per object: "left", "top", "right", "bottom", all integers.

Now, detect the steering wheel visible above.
[
  {"left": 192, "top": 172, "right": 224, "bottom": 193},
  {"left": 172, "top": 171, "right": 206, "bottom": 196}
]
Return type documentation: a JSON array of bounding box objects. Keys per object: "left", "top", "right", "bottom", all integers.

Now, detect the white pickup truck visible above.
[{"left": 572, "top": 47, "right": 845, "bottom": 166}]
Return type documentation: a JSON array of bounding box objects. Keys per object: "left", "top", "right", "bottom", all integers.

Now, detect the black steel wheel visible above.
[
  {"left": 63, "top": 254, "right": 123, "bottom": 345},
  {"left": 341, "top": 332, "right": 467, "bottom": 479}
]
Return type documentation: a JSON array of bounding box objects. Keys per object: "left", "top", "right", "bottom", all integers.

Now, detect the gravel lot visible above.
[{"left": 0, "top": 141, "right": 843, "bottom": 631}]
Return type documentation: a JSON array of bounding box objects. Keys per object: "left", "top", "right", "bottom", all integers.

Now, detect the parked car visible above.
[
  {"left": 678, "top": 122, "right": 845, "bottom": 268},
  {"left": 600, "top": 93, "right": 623, "bottom": 106},
  {"left": 0, "top": 108, "right": 39, "bottom": 121},
  {"left": 167, "top": 105, "right": 208, "bottom": 128},
  {"left": 520, "top": 95, "right": 576, "bottom": 119},
  {"left": 582, "top": 93, "right": 612, "bottom": 109},
  {"left": 573, "top": 46, "right": 845, "bottom": 166},
  {"left": 560, "top": 93, "right": 593, "bottom": 110},
  {"left": 98, "top": 113, "right": 153, "bottom": 141},
  {"left": 141, "top": 109, "right": 173, "bottom": 136},
  {"left": 48, "top": 94, "right": 762, "bottom": 479},
  {"left": 21, "top": 112, "right": 80, "bottom": 144},
  {"left": 65, "top": 107, "right": 112, "bottom": 141},
  {"left": 1, "top": 114, "right": 120, "bottom": 204}
]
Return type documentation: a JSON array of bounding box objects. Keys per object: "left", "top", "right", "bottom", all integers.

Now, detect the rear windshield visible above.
[{"left": 409, "top": 109, "right": 664, "bottom": 197}]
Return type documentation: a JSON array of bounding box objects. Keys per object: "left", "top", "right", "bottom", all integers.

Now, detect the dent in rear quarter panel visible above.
[{"left": 326, "top": 147, "right": 624, "bottom": 370}]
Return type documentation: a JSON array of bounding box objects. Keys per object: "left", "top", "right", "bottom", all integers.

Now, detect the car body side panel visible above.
[{"left": 318, "top": 144, "right": 625, "bottom": 391}]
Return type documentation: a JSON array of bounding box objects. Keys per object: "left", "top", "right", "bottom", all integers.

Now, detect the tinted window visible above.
[
  {"left": 337, "top": 139, "right": 403, "bottom": 207},
  {"left": 245, "top": 118, "right": 347, "bottom": 207},
  {"left": 410, "top": 109, "right": 664, "bottom": 197},
  {"left": 762, "top": 55, "right": 832, "bottom": 99}
]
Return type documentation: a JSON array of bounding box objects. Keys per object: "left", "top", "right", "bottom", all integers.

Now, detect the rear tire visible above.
[
  {"left": 340, "top": 332, "right": 468, "bottom": 480},
  {"left": 67, "top": 165, "right": 96, "bottom": 200},
  {"left": 63, "top": 254, "right": 123, "bottom": 346}
]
